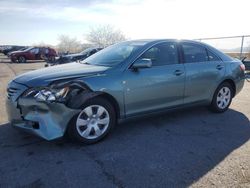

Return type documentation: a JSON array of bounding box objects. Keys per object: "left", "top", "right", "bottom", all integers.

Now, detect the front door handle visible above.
[
  {"left": 174, "top": 70, "right": 184, "bottom": 76},
  {"left": 216, "top": 65, "right": 224, "bottom": 70}
]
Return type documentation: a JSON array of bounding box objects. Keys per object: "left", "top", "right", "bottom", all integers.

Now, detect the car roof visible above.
[
  {"left": 128, "top": 39, "right": 205, "bottom": 44},
  {"left": 123, "top": 39, "right": 207, "bottom": 48},
  {"left": 126, "top": 39, "right": 233, "bottom": 61}
]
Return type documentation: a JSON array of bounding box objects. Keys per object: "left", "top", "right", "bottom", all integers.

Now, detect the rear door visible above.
[
  {"left": 181, "top": 42, "right": 225, "bottom": 104},
  {"left": 123, "top": 42, "right": 185, "bottom": 116}
]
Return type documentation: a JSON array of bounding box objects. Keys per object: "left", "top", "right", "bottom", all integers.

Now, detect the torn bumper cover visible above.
[
  {"left": 5, "top": 80, "right": 98, "bottom": 140},
  {"left": 6, "top": 97, "right": 80, "bottom": 140}
]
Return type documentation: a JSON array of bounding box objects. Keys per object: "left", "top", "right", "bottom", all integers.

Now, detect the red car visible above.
[{"left": 10, "top": 47, "right": 57, "bottom": 63}]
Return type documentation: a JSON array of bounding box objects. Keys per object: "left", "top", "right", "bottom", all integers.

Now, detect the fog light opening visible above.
[{"left": 32, "top": 122, "right": 40, "bottom": 129}]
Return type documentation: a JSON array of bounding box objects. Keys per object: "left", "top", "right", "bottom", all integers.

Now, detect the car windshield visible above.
[
  {"left": 80, "top": 48, "right": 95, "bottom": 55},
  {"left": 19, "top": 47, "right": 28, "bottom": 51},
  {"left": 23, "top": 47, "right": 34, "bottom": 52},
  {"left": 81, "top": 41, "right": 146, "bottom": 67}
]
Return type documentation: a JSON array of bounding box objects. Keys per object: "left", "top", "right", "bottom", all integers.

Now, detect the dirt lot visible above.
[
  {"left": 0, "top": 55, "right": 250, "bottom": 187},
  {"left": 0, "top": 55, "right": 45, "bottom": 124}
]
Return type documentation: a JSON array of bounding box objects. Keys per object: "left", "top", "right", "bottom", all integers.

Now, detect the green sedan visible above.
[{"left": 6, "top": 39, "right": 245, "bottom": 144}]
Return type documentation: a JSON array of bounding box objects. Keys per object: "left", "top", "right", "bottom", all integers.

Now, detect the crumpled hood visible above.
[{"left": 14, "top": 62, "right": 109, "bottom": 87}]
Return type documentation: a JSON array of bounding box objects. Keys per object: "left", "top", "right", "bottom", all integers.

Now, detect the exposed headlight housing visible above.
[{"left": 23, "top": 87, "right": 69, "bottom": 102}]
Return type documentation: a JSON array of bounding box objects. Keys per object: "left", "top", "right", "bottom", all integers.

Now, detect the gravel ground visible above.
[
  {"left": 0, "top": 56, "right": 45, "bottom": 124},
  {"left": 0, "top": 55, "right": 250, "bottom": 187}
]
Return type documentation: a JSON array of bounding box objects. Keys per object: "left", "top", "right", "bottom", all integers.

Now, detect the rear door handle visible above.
[
  {"left": 216, "top": 65, "right": 224, "bottom": 70},
  {"left": 174, "top": 70, "right": 184, "bottom": 76}
]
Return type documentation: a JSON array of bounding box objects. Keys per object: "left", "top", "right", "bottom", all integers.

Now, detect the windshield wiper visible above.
[{"left": 79, "top": 61, "right": 89, "bottom": 64}]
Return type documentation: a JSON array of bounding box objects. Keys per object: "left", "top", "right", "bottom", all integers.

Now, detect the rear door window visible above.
[{"left": 182, "top": 43, "right": 208, "bottom": 63}]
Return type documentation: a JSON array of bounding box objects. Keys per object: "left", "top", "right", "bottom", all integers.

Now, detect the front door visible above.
[
  {"left": 123, "top": 42, "right": 185, "bottom": 117},
  {"left": 29, "top": 48, "right": 40, "bottom": 60}
]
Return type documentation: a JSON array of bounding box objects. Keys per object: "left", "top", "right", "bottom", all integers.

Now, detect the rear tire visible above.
[
  {"left": 67, "top": 97, "right": 116, "bottom": 144},
  {"left": 209, "top": 82, "right": 233, "bottom": 113}
]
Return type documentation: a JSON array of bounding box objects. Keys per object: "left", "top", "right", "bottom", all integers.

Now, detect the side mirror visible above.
[{"left": 132, "top": 58, "right": 152, "bottom": 69}]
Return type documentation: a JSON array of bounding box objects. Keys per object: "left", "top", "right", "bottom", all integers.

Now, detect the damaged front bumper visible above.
[{"left": 6, "top": 83, "right": 80, "bottom": 140}]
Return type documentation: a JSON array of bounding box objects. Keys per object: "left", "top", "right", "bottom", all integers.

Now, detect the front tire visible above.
[
  {"left": 67, "top": 97, "right": 116, "bottom": 144},
  {"left": 48, "top": 56, "right": 55, "bottom": 62},
  {"left": 18, "top": 56, "right": 26, "bottom": 63},
  {"left": 210, "top": 82, "right": 233, "bottom": 113}
]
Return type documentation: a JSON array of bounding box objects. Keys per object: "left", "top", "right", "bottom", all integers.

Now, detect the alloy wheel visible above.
[
  {"left": 216, "top": 87, "right": 231, "bottom": 109},
  {"left": 76, "top": 105, "right": 110, "bottom": 139},
  {"left": 19, "top": 56, "right": 25, "bottom": 63}
]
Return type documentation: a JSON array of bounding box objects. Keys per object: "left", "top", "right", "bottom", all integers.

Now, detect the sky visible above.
[{"left": 0, "top": 0, "right": 249, "bottom": 46}]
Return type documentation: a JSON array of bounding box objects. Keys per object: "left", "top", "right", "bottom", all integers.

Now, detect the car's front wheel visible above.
[
  {"left": 48, "top": 56, "right": 56, "bottom": 62},
  {"left": 67, "top": 97, "right": 116, "bottom": 144},
  {"left": 210, "top": 82, "right": 233, "bottom": 113},
  {"left": 18, "top": 56, "right": 26, "bottom": 63}
]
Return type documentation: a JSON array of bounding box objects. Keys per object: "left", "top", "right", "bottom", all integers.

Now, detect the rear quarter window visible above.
[{"left": 206, "top": 49, "right": 221, "bottom": 61}]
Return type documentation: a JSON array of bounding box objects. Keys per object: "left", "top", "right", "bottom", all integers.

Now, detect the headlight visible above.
[{"left": 23, "top": 87, "right": 69, "bottom": 102}]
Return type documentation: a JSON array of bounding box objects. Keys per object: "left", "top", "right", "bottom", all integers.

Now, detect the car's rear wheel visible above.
[
  {"left": 210, "top": 82, "right": 233, "bottom": 113},
  {"left": 18, "top": 56, "right": 26, "bottom": 63},
  {"left": 67, "top": 97, "right": 116, "bottom": 144}
]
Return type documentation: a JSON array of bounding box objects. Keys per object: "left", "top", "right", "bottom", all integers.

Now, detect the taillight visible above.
[{"left": 240, "top": 64, "right": 245, "bottom": 71}]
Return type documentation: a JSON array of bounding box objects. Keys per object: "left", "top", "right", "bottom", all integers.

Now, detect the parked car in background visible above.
[
  {"left": 245, "top": 61, "right": 250, "bottom": 70},
  {"left": 6, "top": 39, "right": 245, "bottom": 144},
  {"left": 10, "top": 47, "right": 57, "bottom": 63},
  {"left": 241, "top": 57, "right": 250, "bottom": 71},
  {"left": 0, "top": 46, "right": 5, "bottom": 53},
  {"left": 1, "top": 45, "right": 27, "bottom": 56},
  {"left": 45, "top": 47, "right": 102, "bottom": 66}
]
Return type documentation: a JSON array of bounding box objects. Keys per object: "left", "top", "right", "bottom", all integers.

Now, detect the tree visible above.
[
  {"left": 57, "top": 35, "right": 82, "bottom": 53},
  {"left": 86, "top": 25, "right": 126, "bottom": 48}
]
